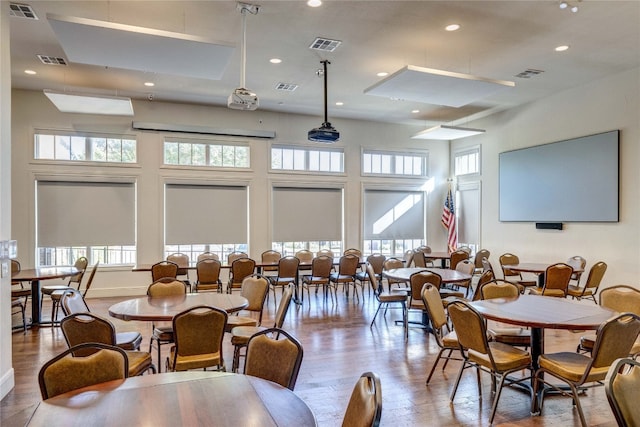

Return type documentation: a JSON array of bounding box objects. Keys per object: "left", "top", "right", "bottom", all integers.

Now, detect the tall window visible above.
[
  {"left": 35, "top": 132, "right": 136, "bottom": 163},
  {"left": 164, "top": 184, "right": 248, "bottom": 262},
  {"left": 164, "top": 140, "right": 249, "bottom": 168},
  {"left": 454, "top": 147, "right": 480, "bottom": 176},
  {"left": 36, "top": 180, "right": 136, "bottom": 266},
  {"left": 271, "top": 187, "right": 343, "bottom": 255},
  {"left": 363, "top": 189, "right": 426, "bottom": 256},
  {"left": 362, "top": 150, "right": 428, "bottom": 177},
  {"left": 271, "top": 145, "right": 344, "bottom": 173}
]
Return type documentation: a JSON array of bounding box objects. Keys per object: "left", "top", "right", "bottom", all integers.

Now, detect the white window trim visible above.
[
  {"left": 34, "top": 128, "right": 138, "bottom": 164},
  {"left": 163, "top": 136, "right": 251, "bottom": 170},
  {"left": 453, "top": 145, "right": 481, "bottom": 177},
  {"left": 269, "top": 143, "right": 346, "bottom": 175},
  {"left": 361, "top": 147, "right": 429, "bottom": 178}
]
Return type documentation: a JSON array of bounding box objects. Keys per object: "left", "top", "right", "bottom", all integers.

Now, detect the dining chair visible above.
[
  {"left": 227, "top": 251, "right": 248, "bottom": 265},
  {"left": 414, "top": 245, "right": 435, "bottom": 267},
  {"left": 268, "top": 256, "right": 299, "bottom": 309},
  {"left": 421, "top": 283, "right": 461, "bottom": 384},
  {"left": 166, "top": 305, "right": 227, "bottom": 372},
  {"left": 566, "top": 255, "right": 587, "bottom": 285},
  {"left": 197, "top": 251, "right": 219, "bottom": 262},
  {"left": 231, "top": 284, "right": 294, "bottom": 372},
  {"left": 448, "top": 300, "right": 532, "bottom": 425},
  {"left": 567, "top": 261, "right": 607, "bottom": 303},
  {"left": 605, "top": 356, "right": 640, "bottom": 427},
  {"left": 60, "top": 313, "right": 155, "bottom": 377},
  {"left": 383, "top": 257, "right": 407, "bottom": 292},
  {"left": 577, "top": 285, "right": 640, "bottom": 355},
  {"left": 356, "top": 253, "right": 386, "bottom": 296},
  {"left": 41, "top": 256, "right": 88, "bottom": 324},
  {"left": 529, "top": 262, "right": 573, "bottom": 297},
  {"left": 342, "top": 372, "right": 382, "bottom": 427},
  {"left": 328, "top": 254, "right": 361, "bottom": 301},
  {"left": 402, "top": 249, "right": 415, "bottom": 268},
  {"left": 166, "top": 253, "right": 191, "bottom": 291},
  {"left": 147, "top": 278, "right": 187, "bottom": 371},
  {"left": 50, "top": 261, "right": 99, "bottom": 322},
  {"left": 343, "top": 248, "right": 362, "bottom": 257},
  {"left": 60, "top": 288, "right": 143, "bottom": 351},
  {"left": 260, "top": 249, "right": 282, "bottom": 278},
  {"left": 38, "top": 343, "right": 128, "bottom": 400},
  {"left": 472, "top": 249, "right": 490, "bottom": 275},
  {"left": 244, "top": 327, "right": 304, "bottom": 391},
  {"left": 408, "top": 271, "right": 441, "bottom": 329},
  {"left": 227, "top": 257, "right": 256, "bottom": 293},
  {"left": 225, "top": 274, "right": 270, "bottom": 332},
  {"left": 194, "top": 258, "right": 222, "bottom": 292},
  {"left": 301, "top": 255, "right": 333, "bottom": 301},
  {"left": 368, "top": 263, "right": 408, "bottom": 338},
  {"left": 316, "top": 248, "right": 334, "bottom": 258},
  {"left": 471, "top": 269, "right": 495, "bottom": 301},
  {"left": 498, "top": 253, "right": 537, "bottom": 289},
  {"left": 448, "top": 249, "right": 469, "bottom": 270},
  {"left": 532, "top": 313, "right": 640, "bottom": 427},
  {"left": 150, "top": 260, "right": 179, "bottom": 282},
  {"left": 11, "top": 297, "right": 27, "bottom": 334},
  {"left": 10, "top": 259, "right": 30, "bottom": 306},
  {"left": 412, "top": 251, "right": 427, "bottom": 268},
  {"left": 480, "top": 280, "right": 531, "bottom": 348}
]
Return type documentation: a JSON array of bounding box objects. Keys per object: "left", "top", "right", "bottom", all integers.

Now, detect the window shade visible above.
[
  {"left": 458, "top": 184, "right": 480, "bottom": 246},
  {"left": 363, "top": 189, "right": 425, "bottom": 240},
  {"left": 165, "top": 184, "right": 247, "bottom": 245},
  {"left": 272, "top": 187, "right": 342, "bottom": 242},
  {"left": 37, "top": 181, "right": 135, "bottom": 247}
]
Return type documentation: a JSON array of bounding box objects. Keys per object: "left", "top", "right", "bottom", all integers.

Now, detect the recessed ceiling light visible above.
[
  {"left": 445, "top": 24, "right": 460, "bottom": 31},
  {"left": 307, "top": 0, "right": 322, "bottom": 7},
  {"left": 335, "top": 102, "right": 344, "bottom": 106},
  {"left": 270, "top": 58, "right": 282, "bottom": 64},
  {"left": 559, "top": 1, "right": 568, "bottom": 9},
  {"left": 24, "top": 69, "right": 37, "bottom": 75},
  {"left": 411, "top": 109, "right": 420, "bottom": 114},
  {"left": 571, "top": 5, "right": 578, "bottom": 12},
  {"left": 555, "top": 45, "right": 569, "bottom": 52},
  {"left": 376, "top": 72, "right": 388, "bottom": 77},
  {"left": 144, "top": 82, "right": 155, "bottom": 87}
]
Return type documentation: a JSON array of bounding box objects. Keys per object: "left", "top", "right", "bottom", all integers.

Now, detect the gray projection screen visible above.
[{"left": 499, "top": 130, "right": 619, "bottom": 222}]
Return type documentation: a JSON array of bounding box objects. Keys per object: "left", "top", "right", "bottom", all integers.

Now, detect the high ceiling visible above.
[{"left": 8, "top": 1, "right": 640, "bottom": 125}]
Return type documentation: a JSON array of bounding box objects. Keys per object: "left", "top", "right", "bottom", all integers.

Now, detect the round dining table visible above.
[
  {"left": 12, "top": 267, "right": 80, "bottom": 326},
  {"left": 109, "top": 292, "right": 248, "bottom": 321},
  {"left": 26, "top": 371, "right": 317, "bottom": 426},
  {"left": 383, "top": 267, "right": 471, "bottom": 284},
  {"left": 506, "top": 262, "right": 584, "bottom": 287},
  {"left": 470, "top": 294, "right": 615, "bottom": 413}
]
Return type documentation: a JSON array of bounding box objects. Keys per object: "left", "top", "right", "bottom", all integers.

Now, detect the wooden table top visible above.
[
  {"left": 423, "top": 251, "right": 451, "bottom": 259},
  {"left": 470, "top": 294, "right": 615, "bottom": 330},
  {"left": 12, "top": 267, "right": 79, "bottom": 282},
  {"left": 27, "top": 371, "right": 317, "bottom": 427},
  {"left": 383, "top": 267, "right": 471, "bottom": 283},
  {"left": 109, "top": 293, "right": 248, "bottom": 321}
]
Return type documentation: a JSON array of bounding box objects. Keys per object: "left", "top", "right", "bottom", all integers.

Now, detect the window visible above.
[
  {"left": 271, "top": 187, "right": 343, "bottom": 256},
  {"left": 35, "top": 132, "right": 136, "bottom": 163},
  {"left": 164, "top": 140, "right": 249, "bottom": 168},
  {"left": 362, "top": 150, "right": 428, "bottom": 177},
  {"left": 454, "top": 147, "right": 480, "bottom": 176},
  {"left": 164, "top": 184, "right": 248, "bottom": 261},
  {"left": 271, "top": 145, "right": 344, "bottom": 173},
  {"left": 362, "top": 189, "right": 426, "bottom": 256},
  {"left": 36, "top": 181, "right": 136, "bottom": 267}
]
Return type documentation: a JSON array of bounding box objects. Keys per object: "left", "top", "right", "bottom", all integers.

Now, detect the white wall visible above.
[
  {"left": 0, "top": 2, "right": 15, "bottom": 401},
  {"left": 453, "top": 66, "right": 640, "bottom": 288},
  {"left": 11, "top": 90, "right": 450, "bottom": 297}
]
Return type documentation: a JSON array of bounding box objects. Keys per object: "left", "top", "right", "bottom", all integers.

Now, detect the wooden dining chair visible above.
[
  {"left": 342, "top": 372, "right": 382, "bottom": 427},
  {"left": 225, "top": 274, "right": 270, "bottom": 332},
  {"left": 194, "top": 258, "right": 222, "bottom": 292},
  {"left": 268, "top": 256, "right": 299, "bottom": 309},
  {"left": 227, "top": 257, "right": 256, "bottom": 293},
  {"left": 166, "top": 253, "right": 191, "bottom": 291},
  {"left": 498, "top": 253, "right": 537, "bottom": 289},
  {"left": 567, "top": 261, "right": 607, "bottom": 303},
  {"left": 41, "top": 256, "right": 88, "bottom": 324},
  {"left": 529, "top": 262, "right": 573, "bottom": 298},
  {"left": 328, "top": 254, "right": 360, "bottom": 301},
  {"left": 301, "top": 255, "right": 333, "bottom": 301},
  {"left": 368, "top": 263, "right": 408, "bottom": 338},
  {"left": 605, "top": 357, "right": 640, "bottom": 427},
  {"left": 147, "top": 278, "right": 187, "bottom": 371},
  {"left": 150, "top": 260, "right": 179, "bottom": 282}
]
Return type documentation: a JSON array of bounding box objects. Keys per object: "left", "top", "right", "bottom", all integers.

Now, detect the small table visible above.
[
  {"left": 12, "top": 267, "right": 79, "bottom": 326},
  {"left": 470, "top": 294, "right": 615, "bottom": 412},
  {"left": 383, "top": 267, "right": 471, "bottom": 284},
  {"left": 423, "top": 251, "right": 452, "bottom": 268},
  {"left": 109, "top": 293, "right": 248, "bottom": 322},
  {"left": 506, "top": 262, "right": 584, "bottom": 287},
  {"left": 26, "top": 371, "right": 317, "bottom": 427}
]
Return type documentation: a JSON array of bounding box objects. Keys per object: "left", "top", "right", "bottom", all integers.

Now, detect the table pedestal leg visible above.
[
  {"left": 31, "top": 279, "right": 41, "bottom": 326},
  {"left": 530, "top": 327, "right": 544, "bottom": 414}
]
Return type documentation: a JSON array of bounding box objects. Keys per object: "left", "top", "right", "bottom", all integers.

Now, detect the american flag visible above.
[{"left": 441, "top": 188, "right": 457, "bottom": 253}]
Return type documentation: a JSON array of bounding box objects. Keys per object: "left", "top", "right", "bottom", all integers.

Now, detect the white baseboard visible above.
[{"left": 0, "top": 367, "right": 15, "bottom": 401}]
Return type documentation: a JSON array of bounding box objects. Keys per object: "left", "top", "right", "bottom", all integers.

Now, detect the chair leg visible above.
[
  {"left": 489, "top": 374, "right": 507, "bottom": 424},
  {"left": 370, "top": 303, "right": 383, "bottom": 327},
  {"left": 426, "top": 349, "right": 446, "bottom": 385},
  {"left": 450, "top": 360, "right": 468, "bottom": 401}
]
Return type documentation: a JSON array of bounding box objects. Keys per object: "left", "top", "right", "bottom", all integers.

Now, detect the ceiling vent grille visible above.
[
  {"left": 309, "top": 37, "right": 342, "bottom": 52},
  {"left": 37, "top": 55, "right": 67, "bottom": 65},
  {"left": 515, "top": 68, "right": 544, "bottom": 79},
  {"left": 275, "top": 82, "right": 298, "bottom": 92},
  {"left": 9, "top": 3, "right": 38, "bottom": 19}
]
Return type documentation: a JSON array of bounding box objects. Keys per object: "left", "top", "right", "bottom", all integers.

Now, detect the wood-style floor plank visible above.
[{"left": 2, "top": 288, "right": 618, "bottom": 426}]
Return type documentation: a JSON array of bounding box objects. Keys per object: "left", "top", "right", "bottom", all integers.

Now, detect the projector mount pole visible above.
[
  {"left": 321, "top": 59, "right": 331, "bottom": 128},
  {"left": 237, "top": 3, "right": 260, "bottom": 89}
]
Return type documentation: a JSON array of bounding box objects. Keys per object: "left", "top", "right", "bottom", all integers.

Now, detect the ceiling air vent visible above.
[
  {"left": 309, "top": 37, "right": 341, "bottom": 52},
  {"left": 515, "top": 68, "right": 544, "bottom": 79},
  {"left": 9, "top": 3, "right": 38, "bottom": 20},
  {"left": 37, "top": 55, "right": 67, "bottom": 66},
  {"left": 275, "top": 82, "right": 298, "bottom": 92}
]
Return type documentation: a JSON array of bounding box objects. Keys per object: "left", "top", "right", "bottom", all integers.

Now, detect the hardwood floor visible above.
[{"left": 2, "top": 287, "right": 618, "bottom": 426}]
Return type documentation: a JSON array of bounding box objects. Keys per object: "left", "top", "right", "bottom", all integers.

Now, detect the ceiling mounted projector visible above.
[
  {"left": 228, "top": 2, "right": 259, "bottom": 111},
  {"left": 308, "top": 60, "right": 339, "bottom": 143}
]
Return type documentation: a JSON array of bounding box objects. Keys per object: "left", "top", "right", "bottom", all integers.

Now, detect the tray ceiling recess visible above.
[
  {"left": 364, "top": 65, "right": 515, "bottom": 108},
  {"left": 46, "top": 13, "right": 234, "bottom": 80}
]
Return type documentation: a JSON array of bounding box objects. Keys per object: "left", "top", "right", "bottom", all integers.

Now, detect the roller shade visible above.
[
  {"left": 363, "top": 189, "right": 424, "bottom": 240},
  {"left": 272, "top": 187, "right": 342, "bottom": 242},
  {"left": 165, "top": 184, "right": 247, "bottom": 245},
  {"left": 37, "top": 181, "right": 135, "bottom": 247},
  {"left": 458, "top": 184, "right": 480, "bottom": 246}
]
